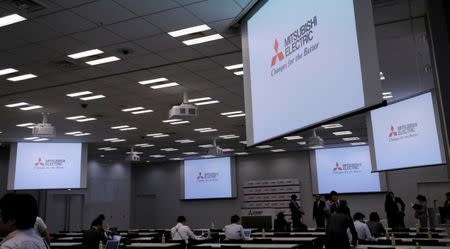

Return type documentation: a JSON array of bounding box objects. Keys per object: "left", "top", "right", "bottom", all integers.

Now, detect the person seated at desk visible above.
[
  {"left": 351, "top": 212, "right": 375, "bottom": 242},
  {"left": 366, "top": 212, "right": 385, "bottom": 238},
  {"left": 170, "top": 216, "right": 201, "bottom": 242},
  {"left": 326, "top": 204, "right": 357, "bottom": 249},
  {"left": 274, "top": 212, "right": 290, "bottom": 232},
  {"left": 0, "top": 193, "right": 48, "bottom": 249},
  {"left": 83, "top": 218, "right": 107, "bottom": 249},
  {"left": 224, "top": 215, "right": 245, "bottom": 240},
  {"left": 34, "top": 217, "right": 51, "bottom": 246}
]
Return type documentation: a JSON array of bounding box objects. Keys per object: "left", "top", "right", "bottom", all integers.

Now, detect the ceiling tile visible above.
[
  {"left": 126, "top": 53, "right": 169, "bottom": 68},
  {"left": 37, "top": 10, "right": 96, "bottom": 35},
  {"left": 72, "top": 27, "right": 126, "bottom": 48},
  {"left": 39, "top": 36, "right": 89, "bottom": 54},
  {"left": 113, "top": 0, "right": 179, "bottom": 16},
  {"left": 134, "top": 34, "right": 183, "bottom": 52},
  {"left": 106, "top": 18, "right": 162, "bottom": 40},
  {"left": 157, "top": 46, "right": 202, "bottom": 62},
  {"left": 72, "top": 0, "right": 136, "bottom": 25},
  {"left": 6, "top": 20, "right": 61, "bottom": 43},
  {"left": 145, "top": 7, "right": 202, "bottom": 32},
  {"left": 184, "top": 0, "right": 243, "bottom": 23}
]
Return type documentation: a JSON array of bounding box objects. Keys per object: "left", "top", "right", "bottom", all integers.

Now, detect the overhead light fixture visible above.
[
  {"left": 68, "top": 49, "right": 103, "bottom": 59},
  {"left": 297, "top": 141, "right": 307, "bottom": 145},
  {"left": 86, "top": 56, "right": 120, "bottom": 66},
  {"left": 147, "top": 133, "right": 162, "bottom": 137},
  {"left": 138, "top": 77, "right": 168, "bottom": 85},
  {"left": 239, "top": 141, "right": 247, "bottom": 144},
  {"left": 17, "top": 123, "right": 34, "bottom": 127},
  {"left": 98, "top": 147, "right": 118, "bottom": 151},
  {"left": 351, "top": 142, "right": 367, "bottom": 146},
  {"left": 382, "top": 92, "right": 392, "bottom": 96},
  {"left": 201, "top": 155, "right": 215, "bottom": 158},
  {"left": 228, "top": 113, "right": 245, "bottom": 118},
  {"left": 24, "top": 137, "right": 39, "bottom": 140},
  {"left": 383, "top": 95, "right": 393, "bottom": 99},
  {"left": 175, "top": 139, "right": 195, "bottom": 143},
  {"left": 111, "top": 125, "right": 129, "bottom": 129},
  {"left": 120, "top": 127, "right": 137, "bottom": 131},
  {"left": 235, "top": 152, "right": 249, "bottom": 155},
  {"left": 80, "top": 95, "right": 105, "bottom": 101},
  {"left": 342, "top": 137, "right": 360, "bottom": 141},
  {"left": 76, "top": 117, "right": 97, "bottom": 122},
  {"left": 183, "top": 152, "right": 199, "bottom": 155},
  {"left": 161, "top": 148, "right": 178, "bottom": 152},
  {"left": 310, "top": 145, "right": 324, "bottom": 149},
  {"left": 233, "top": 71, "right": 244, "bottom": 76},
  {"left": 332, "top": 131, "right": 352, "bottom": 136},
  {"left": 222, "top": 148, "right": 234, "bottom": 152},
  {"left": 5, "top": 102, "right": 28, "bottom": 108},
  {"left": 198, "top": 144, "right": 213, "bottom": 148},
  {"left": 150, "top": 82, "right": 179, "bottom": 89},
  {"left": 284, "top": 136, "right": 303, "bottom": 140},
  {"left": 122, "top": 107, "right": 144, "bottom": 112},
  {"left": 224, "top": 64, "right": 243, "bottom": 70},
  {"left": 150, "top": 154, "right": 165, "bottom": 158},
  {"left": 111, "top": 139, "right": 126, "bottom": 143},
  {"left": 163, "top": 119, "right": 181, "bottom": 123},
  {"left": 188, "top": 97, "right": 211, "bottom": 103},
  {"left": 135, "top": 143, "right": 154, "bottom": 148},
  {"left": 131, "top": 109, "right": 153, "bottom": 114},
  {"left": 194, "top": 128, "right": 212, "bottom": 131},
  {"left": 183, "top": 34, "right": 223, "bottom": 46},
  {"left": 33, "top": 138, "right": 48, "bottom": 142},
  {"left": 271, "top": 149, "right": 286, "bottom": 153},
  {"left": 20, "top": 105, "right": 42, "bottom": 111},
  {"left": 194, "top": 100, "right": 219, "bottom": 106},
  {"left": 321, "top": 123, "right": 343, "bottom": 129},
  {"left": 103, "top": 138, "right": 119, "bottom": 141},
  {"left": 0, "top": 14, "right": 27, "bottom": 28},
  {"left": 200, "top": 129, "right": 217, "bottom": 133},
  {"left": 169, "top": 157, "right": 184, "bottom": 161},
  {"left": 221, "top": 111, "right": 242, "bottom": 116},
  {"left": 170, "top": 120, "right": 190, "bottom": 125},
  {"left": 168, "top": 24, "right": 211, "bottom": 37},
  {"left": 153, "top": 134, "right": 169, "bottom": 138},
  {"left": 0, "top": 68, "right": 18, "bottom": 76},
  {"left": 67, "top": 91, "right": 93, "bottom": 97},
  {"left": 7, "top": 74, "right": 37, "bottom": 82},
  {"left": 219, "top": 134, "right": 239, "bottom": 139},
  {"left": 73, "top": 133, "right": 91, "bottom": 137},
  {"left": 66, "top": 115, "right": 86, "bottom": 120},
  {"left": 65, "top": 131, "right": 82, "bottom": 135},
  {"left": 256, "top": 145, "right": 273, "bottom": 149},
  {"left": 379, "top": 72, "right": 385, "bottom": 80}
]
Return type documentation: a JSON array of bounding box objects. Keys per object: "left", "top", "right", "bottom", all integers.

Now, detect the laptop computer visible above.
[{"left": 243, "top": 229, "right": 252, "bottom": 239}]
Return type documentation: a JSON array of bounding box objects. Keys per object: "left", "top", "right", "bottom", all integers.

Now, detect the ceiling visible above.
[{"left": 0, "top": 0, "right": 436, "bottom": 162}]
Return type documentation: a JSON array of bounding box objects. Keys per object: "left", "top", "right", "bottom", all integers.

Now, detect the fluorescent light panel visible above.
[
  {"left": 86, "top": 56, "right": 120, "bottom": 65},
  {"left": 168, "top": 24, "right": 211, "bottom": 37},
  {"left": 194, "top": 100, "right": 219, "bottom": 106},
  {"left": 103, "top": 138, "right": 119, "bottom": 141},
  {"left": 150, "top": 82, "right": 179, "bottom": 89},
  {"left": 256, "top": 145, "right": 273, "bottom": 149},
  {"left": 235, "top": 152, "right": 249, "bottom": 155},
  {"left": 233, "top": 71, "right": 244, "bottom": 76},
  {"left": 111, "top": 139, "right": 126, "bottom": 143},
  {"left": 199, "top": 144, "right": 213, "bottom": 148},
  {"left": 5, "top": 102, "right": 28, "bottom": 108},
  {"left": 200, "top": 129, "right": 217, "bottom": 133},
  {"left": 150, "top": 155, "right": 165, "bottom": 158},
  {"left": 221, "top": 111, "right": 242, "bottom": 116},
  {"left": 161, "top": 148, "right": 178, "bottom": 152},
  {"left": 120, "top": 127, "right": 137, "bottom": 131},
  {"left": 271, "top": 149, "right": 286, "bottom": 152},
  {"left": 284, "top": 135, "right": 303, "bottom": 140},
  {"left": 138, "top": 78, "right": 168, "bottom": 85},
  {"left": 224, "top": 64, "right": 243, "bottom": 70},
  {"left": 73, "top": 133, "right": 91, "bottom": 136},
  {"left": 111, "top": 125, "right": 129, "bottom": 129},
  {"left": 188, "top": 97, "right": 211, "bottom": 103},
  {"left": 0, "top": 68, "right": 18, "bottom": 76},
  {"left": 66, "top": 115, "right": 86, "bottom": 120},
  {"left": 175, "top": 139, "right": 195, "bottom": 143},
  {"left": 17, "top": 123, "right": 34, "bottom": 127},
  {"left": 183, "top": 34, "right": 223, "bottom": 46},
  {"left": 122, "top": 107, "right": 144, "bottom": 112},
  {"left": 68, "top": 49, "right": 103, "bottom": 59},
  {"left": 228, "top": 113, "right": 245, "bottom": 118},
  {"left": 332, "top": 131, "right": 352, "bottom": 136},
  {"left": 7, "top": 74, "right": 37, "bottom": 82},
  {"left": 67, "top": 91, "right": 92, "bottom": 97},
  {"left": 147, "top": 133, "right": 163, "bottom": 137},
  {"left": 0, "top": 14, "right": 26, "bottom": 28},
  {"left": 310, "top": 145, "right": 324, "bottom": 149},
  {"left": 24, "top": 137, "right": 39, "bottom": 140},
  {"left": 131, "top": 109, "right": 153, "bottom": 114},
  {"left": 65, "top": 131, "right": 82, "bottom": 135},
  {"left": 34, "top": 138, "right": 48, "bottom": 142},
  {"left": 170, "top": 120, "right": 190, "bottom": 125},
  {"left": 163, "top": 119, "right": 181, "bottom": 123},
  {"left": 20, "top": 105, "right": 42, "bottom": 111},
  {"left": 76, "top": 118, "right": 96, "bottom": 122},
  {"left": 351, "top": 142, "right": 367, "bottom": 146},
  {"left": 321, "top": 123, "right": 343, "bottom": 129},
  {"left": 80, "top": 95, "right": 105, "bottom": 101},
  {"left": 342, "top": 137, "right": 360, "bottom": 141},
  {"left": 153, "top": 134, "right": 169, "bottom": 138},
  {"left": 183, "top": 152, "right": 198, "bottom": 155}
]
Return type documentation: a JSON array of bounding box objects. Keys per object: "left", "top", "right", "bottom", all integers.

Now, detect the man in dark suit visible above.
[
  {"left": 329, "top": 191, "right": 350, "bottom": 216},
  {"left": 326, "top": 203, "right": 358, "bottom": 249},
  {"left": 289, "top": 194, "right": 304, "bottom": 229},
  {"left": 83, "top": 218, "right": 107, "bottom": 249},
  {"left": 313, "top": 194, "right": 326, "bottom": 228}
]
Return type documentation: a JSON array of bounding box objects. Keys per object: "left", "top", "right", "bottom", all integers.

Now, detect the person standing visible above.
[
  {"left": 384, "top": 192, "right": 405, "bottom": 228},
  {"left": 328, "top": 191, "right": 350, "bottom": 216},
  {"left": 413, "top": 195, "right": 428, "bottom": 228},
  {"left": 312, "top": 194, "right": 326, "bottom": 228},
  {"left": 326, "top": 203, "right": 358, "bottom": 249},
  {"left": 289, "top": 194, "right": 304, "bottom": 229}
]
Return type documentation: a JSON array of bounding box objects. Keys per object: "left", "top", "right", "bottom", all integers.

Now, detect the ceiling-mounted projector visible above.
[
  {"left": 126, "top": 146, "right": 141, "bottom": 162},
  {"left": 32, "top": 113, "right": 55, "bottom": 137},
  {"left": 207, "top": 139, "right": 223, "bottom": 155},
  {"left": 169, "top": 92, "right": 199, "bottom": 119},
  {"left": 307, "top": 128, "right": 324, "bottom": 147}
]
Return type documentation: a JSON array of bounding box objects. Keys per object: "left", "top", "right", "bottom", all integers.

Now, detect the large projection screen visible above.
[
  {"left": 242, "top": 0, "right": 382, "bottom": 146},
  {"left": 368, "top": 91, "right": 446, "bottom": 171},
  {"left": 8, "top": 143, "right": 88, "bottom": 190}
]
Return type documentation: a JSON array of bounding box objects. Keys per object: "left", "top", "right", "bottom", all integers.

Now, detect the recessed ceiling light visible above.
[
  {"left": 0, "top": 68, "right": 18, "bottom": 76},
  {"left": 150, "top": 82, "right": 179, "bottom": 89},
  {"left": 310, "top": 145, "right": 324, "bottom": 149},
  {"left": 111, "top": 139, "right": 126, "bottom": 143},
  {"left": 219, "top": 134, "right": 239, "bottom": 139},
  {"left": 168, "top": 24, "right": 211, "bottom": 37},
  {"left": 228, "top": 113, "right": 245, "bottom": 118},
  {"left": 153, "top": 134, "right": 169, "bottom": 138},
  {"left": 24, "top": 137, "right": 39, "bottom": 140},
  {"left": 201, "top": 155, "right": 215, "bottom": 158},
  {"left": 183, "top": 152, "right": 199, "bottom": 155},
  {"left": 183, "top": 34, "right": 223, "bottom": 46},
  {"left": 321, "top": 123, "right": 343, "bottom": 129},
  {"left": 224, "top": 64, "right": 243, "bottom": 70},
  {"left": 120, "top": 127, "right": 137, "bottom": 131},
  {"left": 194, "top": 100, "right": 219, "bottom": 106},
  {"left": 33, "top": 138, "right": 49, "bottom": 142},
  {"left": 199, "top": 144, "right": 213, "bottom": 148},
  {"left": 271, "top": 149, "right": 286, "bottom": 152},
  {"left": 17, "top": 123, "right": 34, "bottom": 127},
  {"left": 297, "top": 141, "right": 306, "bottom": 145},
  {"left": 284, "top": 135, "right": 303, "bottom": 140},
  {"left": 76, "top": 117, "right": 97, "bottom": 122},
  {"left": 382, "top": 92, "right": 392, "bottom": 96},
  {"left": 332, "top": 131, "right": 352, "bottom": 136},
  {"left": 161, "top": 148, "right": 178, "bottom": 152},
  {"left": 66, "top": 115, "right": 86, "bottom": 120},
  {"left": 135, "top": 143, "right": 154, "bottom": 147},
  {"left": 98, "top": 147, "right": 117, "bottom": 151},
  {"left": 222, "top": 148, "right": 234, "bottom": 152},
  {"left": 111, "top": 125, "right": 129, "bottom": 129},
  {"left": 138, "top": 77, "right": 168, "bottom": 85},
  {"left": 80, "top": 95, "right": 105, "bottom": 101},
  {"left": 221, "top": 111, "right": 242, "bottom": 116},
  {"left": 20, "top": 105, "right": 42, "bottom": 111},
  {"left": 0, "top": 14, "right": 26, "bottom": 28},
  {"left": 256, "top": 145, "right": 273, "bottom": 149},
  {"left": 100, "top": 155, "right": 105, "bottom": 158},
  {"left": 342, "top": 137, "right": 360, "bottom": 141},
  {"left": 235, "top": 152, "right": 249, "bottom": 155},
  {"left": 86, "top": 56, "right": 120, "bottom": 66},
  {"left": 103, "top": 138, "right": 119, "bottom": 141},
  {"left": 175, "top": 139, "right": 195, "bottom": 143},
  {"left": 194, "top": 128, "right": 212, "bottom": 131},
  {"left": 65, "top": 131, "right": 82, "bottom": 135},
  {"left": 351, "top": 142, "right": 367, "bottom": 146},
  {"left": 379, "top": 72, "right": 385, "bottom": 80},
  {"left": 7, "top": 74, "right": 37, "bottom": 82},
  {"left": 188, "top": 97, "right": 211, "bottom": 103},
  {"left": 122, "top": 107, "right": 144, "bottom": 112},
  {"left": 169, "top": 157, "right": 184, "bottom": 161},
  {"left": 147, "top": 133, "right": 162, "bottom": 137},
  {"left": 162, "top": 119, "right": 181, "bottom": 123},
  {"left": 66, "top": 91, "right": 93, "bottom": 97},
  {"left": 131, "top": 109, "right": 153, "bottom": 114},
  {"left": 73, "top": 133, "right": 91, "bottom": 136},
  {"left": 383, "top": 95, "right": 393, "bottom": 99},
  {"left": 150, "top": 155, "right": 165, "bottom": 158},
  {"left": 200, "top": 129, "right": 217, "bottom": 133},
  {"left": 68, "top": 49, "right": 103, "bottom": 59},
  {"left": 5, "top": 102, "right": 28, "bottom": 108},
  {"left": 170, "top": 120, "right": 190, "bottom": 125},
  {"left": 233, "top": 71, "right": 244, "bottom": 76},
  {"left": 239, "top": 141, "right": 247, "bottom": 144}
]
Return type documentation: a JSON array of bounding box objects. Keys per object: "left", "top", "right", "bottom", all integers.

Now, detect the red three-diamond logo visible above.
[
  {"left": 271, "top": 39, "right": 285, "bottom": 67},
  {"left": 388, "top": 125, "right": 398, "bottom": 137},
  {"left": 35, "top": 157, "right": 44, "bottom": 166},
  {"left": 333, "top": 162, "right": 342, "bottom": 171}
]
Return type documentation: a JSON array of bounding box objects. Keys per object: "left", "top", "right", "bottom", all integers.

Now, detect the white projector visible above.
[
  {"left": 207, "top": 146, "right": 223, "bottom": 155},
  {"left": 32, "top": 123, "right": 55, "bottom": 137},
  {"left": 169, "top": 103, "right": 199, "bottom": 119},
  {"left": 126, "top": 153, "right": 141, "bottom": 162},
  {"left": 307, "top": 135, "right": 324, "bottom": 147}
]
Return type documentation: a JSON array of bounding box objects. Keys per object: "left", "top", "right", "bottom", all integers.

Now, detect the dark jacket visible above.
[
  {"left": 366, "top": 221, "right": 385, "bottom": 238},
  {"left": 326, "top": 213, "right": 357, "bottom": 249},
  {"left": 83, "top": 227, "right": 107, "bottom": 249},
  {"left": 274, "top": 217, "right": 290, "bottom": 232},
  {"left": 313, "top": 200, "right": 326, "bottom": 220}
]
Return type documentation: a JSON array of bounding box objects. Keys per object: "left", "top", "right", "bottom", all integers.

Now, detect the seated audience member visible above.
[
  {"left": 440, "top": 192, "right": 450, "bottom": 223},
  {"left": 35, "top": 216, "right": 51, "bottom": 245},
  {"left": 351, "top": 212, "right": 375, "bottom": 241},
  {"left": 413, "top": 195, "right": 428, "bottom": 227},
  {"left": 274, "top": 212, "right": 290, "bottom": 232},
  {"left": 224, "top": 215, "right": 245, "bottom": 240},
  {"left": 83, "top": 218, "right": 107, "bottom": 249},
  {"left": 0, "top": 193, "right": 47, "bottom": 249},
  {"left": 366, "top": 212, "right": 385, "bottom": 238},
  {"left": 326, "top": 204, "right": 357, "bottom": 249},
  {"left": 170, "top": 216, "right": 200, "bottom": 242}
]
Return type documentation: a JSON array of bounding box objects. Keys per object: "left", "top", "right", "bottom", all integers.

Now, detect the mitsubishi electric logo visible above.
[
  {"left": 197, "top": 172, "right": 204, "bottom": 180},
  {"left": 33, "top": 157, "right": 66, "bottom": 169},
  {"left": 196, "top": 172, "right": 219, "bottom": 182},
  {"left": 35, "top": 157, "right": 44, "bottom": 166},
  {"left": 333, "top": 162, "right": 342, "bottom": 171},
  {"left": 333, "top": 162, "right": 362, "bottom": 174},
  {"left": 388, "top": 123, "right": 418, "bottom": 142},
  {"left": 271, "top": 16, "right": 319, "bottom": 77}
]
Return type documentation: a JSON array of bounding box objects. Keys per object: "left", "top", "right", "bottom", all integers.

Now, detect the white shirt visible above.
[
  {"left": 353, "top": 220, "right": 375, "bottom": 241},
  {"left": 0, "top": 229, "right": 47, "bottom": 249},
  {"left": 170, "top": 223, "right": 197, "bottom": 241},
  {"left": 34, "top": 217, "right": 47, "bottom": 235},
  {"left": 224, "top": 223, "right": 245, "bottom": 240}
]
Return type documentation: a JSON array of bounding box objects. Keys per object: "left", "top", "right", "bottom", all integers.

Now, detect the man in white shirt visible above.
[
  {"left": 34, "top": 217, "right": 50, "bottom": 246},
  {"left": 170, "top": 216, "right": 200, "bottom": 242},
  {"left": 224, "top": 215, "right": 245, "bottom": 240},
  {"left": 0, "top": 193, "right": 47, "bottom": 249},
  {"left": 350, "top": 212, "right": 375, "bottom": 242}
]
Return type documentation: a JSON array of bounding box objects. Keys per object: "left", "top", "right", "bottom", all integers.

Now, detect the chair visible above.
[{"left": 412, "top": 239, "right": 441, "bottom": 246}]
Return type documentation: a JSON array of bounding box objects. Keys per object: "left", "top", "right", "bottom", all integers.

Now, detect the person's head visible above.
[
  {"left": 97, "top": 214, "right": 105, "bottom": 221},
  {"left": 230, "top": 215, "right": 240, "bottom": 224},
  {"left": 313, "top": 194, "right": 321, "bottom": 201},
  {"left": 291, "top": 194, "right": 297, "bottom": 201},
  {"left": 91, "top": 218, "right": 103, "bottom": 229},
  {"left": 369, "top": 212, "right": 380, "bottom": 222},
  {"left": 416, "top": 195, "right": 426, "bottom": 202},
  {"left": 324, "top": 194, "right": 330, "bottom": 201},
  {"left": 330, "top": 191, "right": 338, "bottom": 201},
  {"left": 335, "top": 201, "right": 349, "bottom": 215},
  {"left": 446, "top": 192, "right": 450, "bottom": 200},
  {"left": 0, "top": 193, "right": 38, "bottom": 236},
  {"left": 353, "top": 212, "right": 365, "bottom": 221},
  {"left": 276, "top": 212, "right": 285, "bottom": 219},
  {"left": 387, "top": 192, "right": 395, "bottom": 199},
  {"left": 177, "top": 216, "right": 186, "bottom": 224}
]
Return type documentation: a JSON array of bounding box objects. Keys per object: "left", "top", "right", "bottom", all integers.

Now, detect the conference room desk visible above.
[
  {"left": 54, "top": 237, "right": 83, "bottom": 241},
  {"left": 120, "top": 232, "right": 159, "bottom": 236},
  {"left": 248, "top": 232, "right": 325, "bottom": 237},
  {"left": 376, "top": 237, "right": 450, "bottom": 244},
  {"left": 387, "top": 227, "right": 446, "bottom": 232},
  {"left": 56, "top": 233, "right": 84, "bottom": 236},
  {"left": 387, "top": 232, "right": 448, "bottom": 237},
  {"left": 195, "top": 243, "right": 301, "bottom": 249},
  {"left": 50, "top": 242, "right": 84, "bottom": 249},
  {"left": 130, "top": 237, "right": 155, "bottom": 242},
  {"left": 126, "top": 243, "right": 181, "bottom": 248},
  {"left": 357, "top": 246, "right": 449, "bottom": 249}
]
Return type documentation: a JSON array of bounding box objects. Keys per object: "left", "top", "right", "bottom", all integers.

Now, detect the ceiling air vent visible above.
[{"left": 7, "top": 0, "right": 46, "bottom": 13}]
